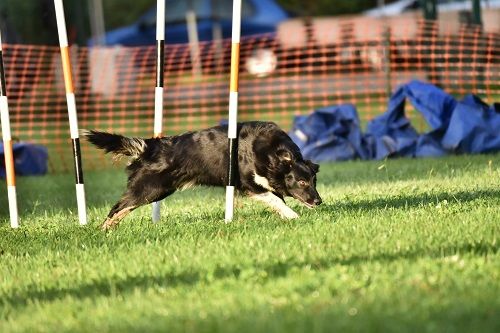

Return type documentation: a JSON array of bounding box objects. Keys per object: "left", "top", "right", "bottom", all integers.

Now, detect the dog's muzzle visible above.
[{"left": 305, "top": 197, "right": 322, "bottom": 207}]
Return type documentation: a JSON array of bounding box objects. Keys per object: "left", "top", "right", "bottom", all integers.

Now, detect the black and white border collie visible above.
[{"left": 83, "top": 121, "right": 322, "bottom": 229}]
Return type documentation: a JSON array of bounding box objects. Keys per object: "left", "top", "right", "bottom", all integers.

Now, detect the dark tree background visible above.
[{"left": 0, "top": 0, "right": 387, "bottom": 44}]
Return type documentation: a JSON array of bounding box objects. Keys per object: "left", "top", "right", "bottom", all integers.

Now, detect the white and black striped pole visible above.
[
  {"left": 152, "top": 0, "right": 165, "bottom": 223},
  {"left": 54, "top": 0, "right": 87, "bottom": 225},
  {"left": 224, "top": 0, "right": 242, "bottom": 222},
  {"left": 0, "top": 30, "right": 19, "bottom": 228}
]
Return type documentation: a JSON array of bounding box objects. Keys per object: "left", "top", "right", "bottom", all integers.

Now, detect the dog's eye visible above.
[{"left": 298, "top": 180, "right": 307, "bottom": 187}]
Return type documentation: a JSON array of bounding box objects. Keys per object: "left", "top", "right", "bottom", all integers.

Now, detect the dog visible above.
[{"left": 83, "top": 121, "right": 322, "bottom": 229}]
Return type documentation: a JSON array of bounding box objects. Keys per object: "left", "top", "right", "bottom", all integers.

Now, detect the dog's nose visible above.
[{"left": 314, "top": 198, "right": 322, "bottom": 205}]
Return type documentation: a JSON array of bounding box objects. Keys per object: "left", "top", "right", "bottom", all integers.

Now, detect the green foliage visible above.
[
  {"left": 100, "top": 0, "right": 155, "bottom": 29},
  {"left": 277, "top": 0, "right": 380, "bottom": 16},
  {"left": 1, "top": 154, "right": 499, "bottom": 332},
  {"left": 0, "top": 0, "right": 58, "bottom": 44},
  {"left": 0, "top": 0, "right": 154, "bottom": 45},
  {"left": 0, "top": 0, "right": 94, "bottom": 45}
]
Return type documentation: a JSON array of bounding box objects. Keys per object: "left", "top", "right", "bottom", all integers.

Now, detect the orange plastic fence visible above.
[{"left": 0, "top": 19, "right": 499, "bottom": 172}]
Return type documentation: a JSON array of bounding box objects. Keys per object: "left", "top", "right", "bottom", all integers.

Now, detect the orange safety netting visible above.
[{"left": 1, "top": 18, "right": 499, "bottom": 173}]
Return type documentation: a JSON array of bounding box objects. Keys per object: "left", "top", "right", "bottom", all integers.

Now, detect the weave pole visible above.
[
  {"left": 54, "top": 0, "right": 87, "bottom": 225},
  {"left": 0, "top": 30, "right": 19, "bottom": 228},
  {"left": 152, "top": 0, "right": 165, "bottom": 223},
  {"left": 224, "top": 0, "right": 242, "bottom": 222}
]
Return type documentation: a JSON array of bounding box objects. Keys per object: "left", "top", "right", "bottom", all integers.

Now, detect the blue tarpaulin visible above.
[
  {"left": 290, "top": 80, "right": 500, "bottom": 161},
  {"left": 289, "top": 104, "right": 370, "bottom": 161},
  {"left": 0, "top": 142, "right": 48, "bottom": 177}
]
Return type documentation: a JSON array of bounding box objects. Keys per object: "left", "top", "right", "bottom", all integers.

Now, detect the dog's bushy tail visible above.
[{"left": 81, "top": 130, "right": 146, "bottom": 159}]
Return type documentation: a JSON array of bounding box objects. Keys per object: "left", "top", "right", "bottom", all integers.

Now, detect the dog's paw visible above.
[
  {"left": 101, "top": 218, "right": 116, "bottom": 231},
  {"left": 280, "top": 209, "right": 299, "bottom": 219}
]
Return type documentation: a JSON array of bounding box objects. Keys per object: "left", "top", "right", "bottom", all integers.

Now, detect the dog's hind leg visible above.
[
  {"left": 250, "top": 192, "right": 299, "bottom": 219},
  {"left": 102, "top": 205, "right": 137, "bottom": 230},
  {"left": 101, "top": 188, "right": 176, "bottom": 230}
]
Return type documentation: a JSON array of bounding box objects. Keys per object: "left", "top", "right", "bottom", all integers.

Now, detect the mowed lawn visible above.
[{"left": 0, "top": 154, "right": 499, "bottom": 333}]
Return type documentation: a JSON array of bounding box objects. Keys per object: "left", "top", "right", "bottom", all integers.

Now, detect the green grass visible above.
[{"left": 0, "top": 154, "right": 499, "bottom": 333}]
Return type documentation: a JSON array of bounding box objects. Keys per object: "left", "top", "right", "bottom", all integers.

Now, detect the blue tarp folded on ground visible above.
[
  {"left": 290, "top": 80, "right": 500, "bottom": 161},
  {"left": 0, "top": 142, "right": 48, "bottom": 177},
  {"left": 288, "top": 104, "right": 370, "bottom": 161}
]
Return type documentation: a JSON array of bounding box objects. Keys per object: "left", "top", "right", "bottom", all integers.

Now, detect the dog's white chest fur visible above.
[{"left": 253, "top": 173, "right": 275, "bottom": 192}]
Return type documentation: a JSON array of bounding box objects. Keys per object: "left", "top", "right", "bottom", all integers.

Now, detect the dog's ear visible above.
[
  {"left": 276, "top": 149, "right": 293, "bottom": 163},
  {"left": 306, "top": 160, "right": 319, "bottom": 173}
]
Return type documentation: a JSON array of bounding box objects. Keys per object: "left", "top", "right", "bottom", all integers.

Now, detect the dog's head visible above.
[{"left": 277, "top": 149, "right": 322, "bottom": 208}]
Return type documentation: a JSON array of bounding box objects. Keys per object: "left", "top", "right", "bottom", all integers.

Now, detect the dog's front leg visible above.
[{"left": 251, "top": 192, "right": 299, "bottom": 219}]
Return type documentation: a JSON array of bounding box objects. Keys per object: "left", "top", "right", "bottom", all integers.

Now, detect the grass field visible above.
[{"left": 1, "top": 154, "right": 499, "bottom": 332}]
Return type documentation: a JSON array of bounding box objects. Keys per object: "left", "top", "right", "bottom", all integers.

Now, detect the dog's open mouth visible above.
[{"left": 295, "top": 197, "right": 316, "bottom": 209}]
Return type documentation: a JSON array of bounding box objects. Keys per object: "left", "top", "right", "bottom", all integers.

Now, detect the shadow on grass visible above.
[
  {"left": 1, "top": 239, "right": 497, "bottom": 312},
  {"left": 3, "top": 185, "right": 498, "bottom": 222}
]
